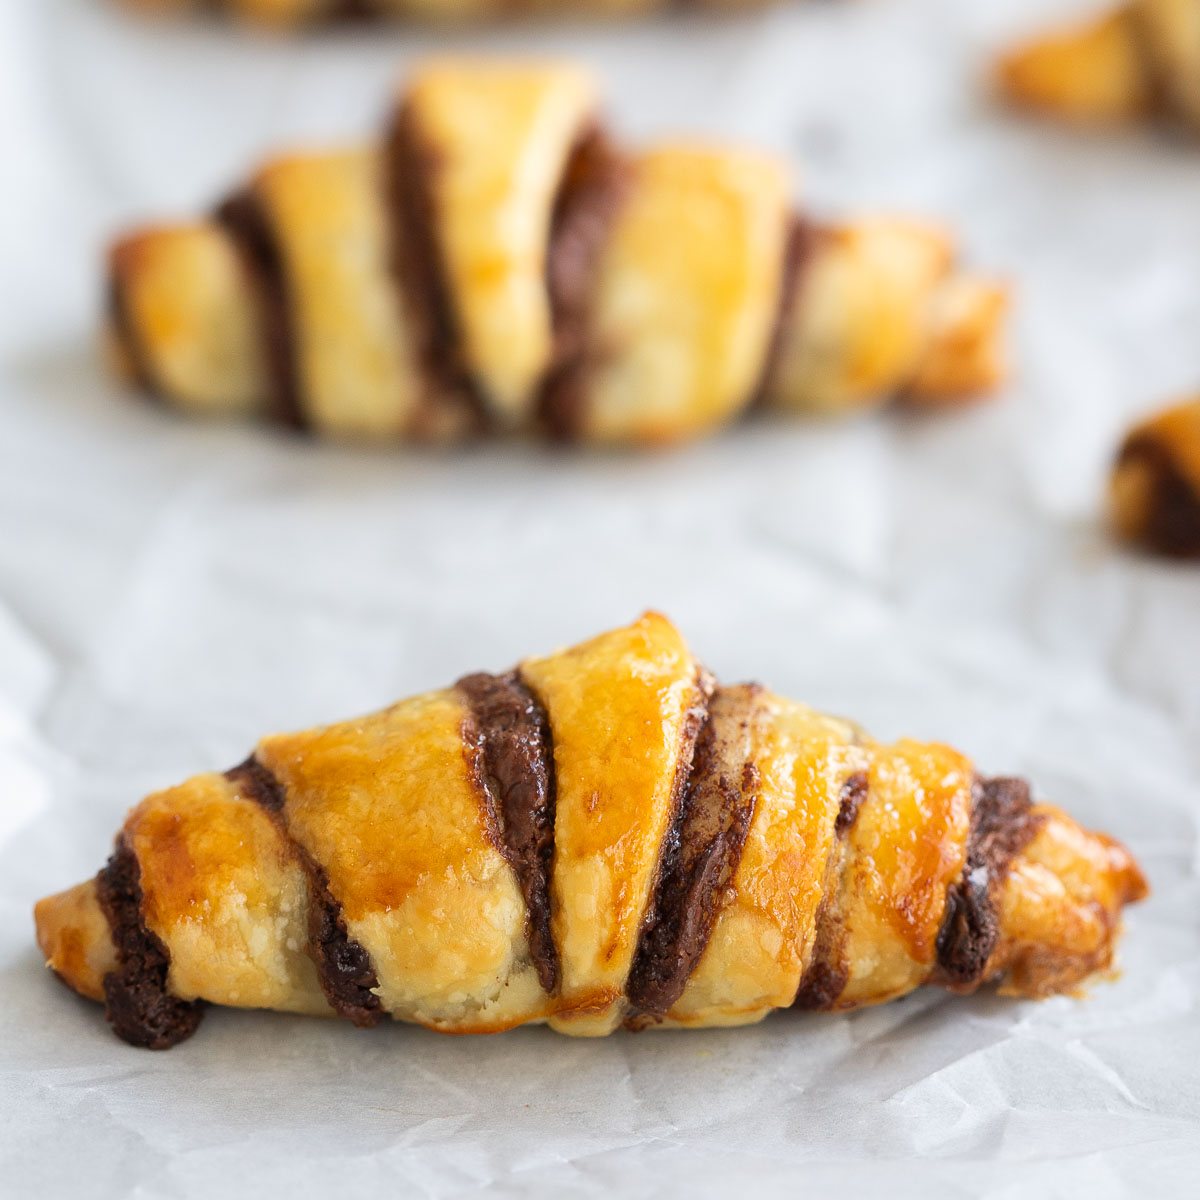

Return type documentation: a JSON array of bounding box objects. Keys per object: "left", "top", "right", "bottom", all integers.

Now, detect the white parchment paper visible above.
[{"left": 2, "top": 1, "right": 1199, "bottom": 1194}]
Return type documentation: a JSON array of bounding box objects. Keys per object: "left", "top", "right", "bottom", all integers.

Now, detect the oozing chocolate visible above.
[
  {"left": 457, "top": 671, "right": 560, "bottom": 995},
  {"left": 625, "top": 674, "right": 768, "bottom": 1023},
  {"left": 215, "top": 190, "right": 306, "bottom": 430},
  {"left": 538, "top": 127, "right": 629, "bottom": 441},
  {"left": 225, "top": 758, "right": 383, "bottom": 1027},
  {"left": 1116, "top": 434, "right": 1200, "bottom": 558},
  {"left": 935, "top": 776, "right": 1042, "bottom": 988},
  {"left": 793, "top": 768, "right": 870, "bottom": 1011},
  {"left": 94, "top": 837, "right": 206, "bottom": 1049}
]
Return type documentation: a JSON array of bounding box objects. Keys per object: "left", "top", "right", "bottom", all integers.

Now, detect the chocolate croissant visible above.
[
  {"left": 119, "top": 0, "right": 777, "bottom": 28},
  {"left": 1111, "top": 396, "right": 1200, "bottom": 556},
  {"left": 107, "top": 60, "right": 1008, "bottom": 447},
  {"left": 997, "top": 0, "right": 1200, "bottom": 131},
  {"left": 36, "top": 613, "right": 1146, "bottom": 1049}
]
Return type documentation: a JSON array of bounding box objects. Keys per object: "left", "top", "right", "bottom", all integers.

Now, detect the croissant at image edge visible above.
[
  {"left": 36, "top": 613, "right": 1146, "bottom": 1049},
  {"left": 107, "top": 60, "right": 1009, "bottom": 447},
  {"left": 997, "top": 0, "right": 1200, "bottom": 130}
]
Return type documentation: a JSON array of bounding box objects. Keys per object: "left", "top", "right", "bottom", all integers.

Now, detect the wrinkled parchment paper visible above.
[{"left": 2, "top": 1, "right": 1199, "bottom": 1194}]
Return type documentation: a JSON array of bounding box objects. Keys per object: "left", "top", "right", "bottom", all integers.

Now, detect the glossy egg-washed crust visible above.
[
  {"left": 1111, "top": 397, "right": 1200, "bottom": 557},
  {"left": 997, "top": 0, "right": 1200, "bottom": 131},
  {"left": 120, "top": 0, "right": 784, "bottom": 27},
  {"left": 36, "top": 613, "right": 1146, "bottom": 1049},
  {"left": 106, "top": 60, "right": 1009, "bottom": 448}
]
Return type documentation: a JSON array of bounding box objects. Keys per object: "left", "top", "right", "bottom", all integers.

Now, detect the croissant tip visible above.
[
  {"left": 1110, "top": 399, "right": 1200, "bottom": 558},
  {"left": 993, "top": 12, "right": 1154, "bottom": 126}
]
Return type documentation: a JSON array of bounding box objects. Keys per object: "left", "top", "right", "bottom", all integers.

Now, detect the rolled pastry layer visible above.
[
  {"left": 107, "top": 60, "right": 1009, "bottom": 447},
  {"left": 36, "top": 613, "right": 1146, "bottom": 1048},
  {"left": 997, "top": 0, "right": 1200, "bottom": 131},
  {"left": 1111, "top": 396, "right": 1200, "bottom": 556}
]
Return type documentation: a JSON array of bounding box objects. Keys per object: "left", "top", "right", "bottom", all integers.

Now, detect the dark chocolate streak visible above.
[
  {"left": 1125, "top": 7, "right": 1177, "bottom": 123},
  {"left": 1117, "top": 434, "right": 1200, "bottom": 558},
  {"left": 456, "top": 671, "right": 560, "bottom": 995},
  {"left": 107, "top": 276, "right": 158, "bottom": 398},
  {"left": 792, "top": 769, "right": 870, "bottom": 1011},
  {"left": 626, "top": 674, "right": 769, "bottom": 1023},
  {"left": 225, "top": 758, "right": 383, "bottom": 1026},
  {"left": 384, "top": 102, "right": 488, "bottom": 426},
  {"left": 215, "top": 190, "right": 306, "bottom": 430},
  {"left": 538, "top": 127, "right": 629, "bottom": 441},
  {"left": 751, "top": 217, "right": 825, "bottom": 409},
  {"left": 834, "top": 770, "right": 869, "bottom": 838},
  {"left": 935, "top": 776, "right": 1042, "bottom": 988},
  {"left": 331, "top": 0, "right": 378, "bottom": 18},
  {"left": 94, "top": 838, "right": 206, "bottom": 1049}
]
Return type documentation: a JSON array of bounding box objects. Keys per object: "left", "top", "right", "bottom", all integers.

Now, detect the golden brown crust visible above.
[
  {"left": 250, "top": 151, "right": 428, "bottom": 439},
  {"left": 997, "top": 1, "right": 1200, "bottom": 131},
  {"left": 992, "top": 806, "right": 1148, "bottom": 997},
  {"left": 107, "top": 59, "right": 1007, "bottom": 447},
  {"left": 574, "top": 147, "right": 790, "bottom": 445},
  {"left": 1110, "top": 397, "right": 1200, "bottom": 557},
  {"left": 34, "top": 614, "right": 1147, "bottom": 1047},
  {"left": 34, "top": 880, "right": 118, "bottom": 1003},
  {"left": 108, "top": 227, "right": 267, "bottom": 417},
  {"left": 765, "top": 220, "right": 1009, "bottom": 418}
]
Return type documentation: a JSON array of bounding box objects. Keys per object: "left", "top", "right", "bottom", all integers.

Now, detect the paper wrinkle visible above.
[{"left": 2, "top": 0, "right": 1199, "bottom": 1194}]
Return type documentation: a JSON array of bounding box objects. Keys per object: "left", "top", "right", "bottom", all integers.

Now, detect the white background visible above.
[{"left": 1, "top": 0, "right": 1199, "bottom": 1195}]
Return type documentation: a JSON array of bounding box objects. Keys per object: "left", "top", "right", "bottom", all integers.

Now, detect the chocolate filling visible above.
[
  {"left": 751, "top": 217, "right": 826, "bottom": 409},
  {"left": 1116, "top": 434, "right": 1200, "bottom": 558},
  {"left": 935, "top": 776, "right": 1043, "bottom": 988},
  {"left": 225, "top": 757, "right": 383, "bottom": 1026},
  {"left": 215, "top": 190, "right": 306, "bottom": 430},
  {"left": 834, "top": 769, "right": 869, "bottom": 838},
  {"left": 1125, "top": 7, "right": 1180, "bottom": 124},
  {"left": 384, "top": 102, "right": 488, "bottom": 427},
  {"left": 94, "top": 837, "right": 206, "bottom": 1049},
  {"left": 331, "top": 0, "right": 378, "bottom": 18},
  {"left": 793, "top": 768, "right": 870, "bottom": 1011},
  {"left": 626, "top": 672, "right": 758, "bottom": 1024},
  {"left": 538, "top": 127, "right": 629, "bottom": 441},
  {"left": 456, "top": 671, "right": 560, "bottom": 995}
]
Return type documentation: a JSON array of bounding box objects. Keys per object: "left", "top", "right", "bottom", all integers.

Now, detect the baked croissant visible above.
[
  {"left": 1111, "top": 396, "right": 1200, "bottom": 556},
  {"left": 997, "top": 0, "right": 1200, "bottom": 131},
  {"left": 35, "top": 613, "right": 1146, "bottom": 1049},
  {"left": 118, "top": 0, "right": 778, "bottom": 28},
  {"left": 107, "top": 60, "right": 1009, "bottom": 447}
]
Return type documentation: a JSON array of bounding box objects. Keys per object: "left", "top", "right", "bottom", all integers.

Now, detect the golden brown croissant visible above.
[
  {"left": 997, "top": 0, "right": 1200, "bottom": 131},
  {"left": 1111, "top": 396, "right": 1200, "bottom": 556},
  {"left": 106, "top": 60, "right": 1009, "bottom": 447},
  {"left": 35, "top": 613, "right": 1146, "bottom": 1049},
  {"left": 118, "top": 0, "right": 779, "bottom": 28}
]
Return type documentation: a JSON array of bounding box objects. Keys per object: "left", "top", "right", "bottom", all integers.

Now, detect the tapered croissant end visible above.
[
  {"left": 995, "top": 11, "right": 1153, "bottom": 125},
  {"left": 35, "top": 614, "right": 1147, "bottom": 1048},
  {"left": 35, "top": 881, "right": 117, "bottom": 1004},
  {"left": 902, "top": 277, "right": 1011, "bottom": 409},
  {"left": 989, "top": 809, "right": 1147, "bottom": 999},
  {"left": 1111, "top": 397, "right": 1200, "bottom": 557}
]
